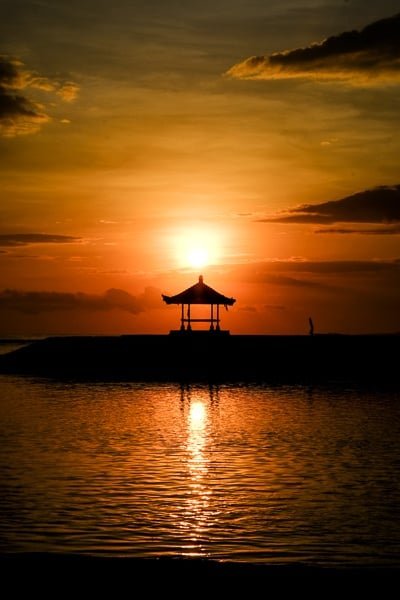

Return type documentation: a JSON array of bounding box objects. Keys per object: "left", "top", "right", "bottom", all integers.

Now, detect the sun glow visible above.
[
  {"left": 187, "top": 247, "right": 209, "bottom": 269},
  {"left": 172, "top": 226, "right": 223, "bottom": 270}
]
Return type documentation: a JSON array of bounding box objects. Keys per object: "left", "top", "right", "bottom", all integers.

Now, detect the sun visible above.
[
  {"left": 172, "top": 225, "right": 223, "bottom": 270},
  {"left": 187, "top": 247, "right": 209, "bottom": 269}
]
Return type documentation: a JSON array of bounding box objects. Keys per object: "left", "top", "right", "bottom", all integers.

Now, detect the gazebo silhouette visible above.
[{"left": 162, "top": 275, "right": 236, "bottom": 333}]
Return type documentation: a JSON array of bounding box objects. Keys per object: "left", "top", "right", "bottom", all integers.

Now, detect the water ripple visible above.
[{"left": 0, "top": 377, "right": 399, "bottom": 566}]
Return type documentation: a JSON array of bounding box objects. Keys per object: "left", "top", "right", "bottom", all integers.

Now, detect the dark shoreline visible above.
[
  {"left": 1, "top": 553, "right": 398, "bottom": 580},
  {"left": 0, "top": 333, "right": 399, "bottom": 383}
]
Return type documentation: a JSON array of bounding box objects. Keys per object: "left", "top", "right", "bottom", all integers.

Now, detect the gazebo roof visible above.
[{"left": 162, "top": 275, "right": 236, "bottom": 306}]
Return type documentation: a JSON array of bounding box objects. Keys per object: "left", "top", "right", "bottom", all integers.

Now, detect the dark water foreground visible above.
[
  {"left": 0, "top": 333, "right": 399, "bottom": 382},
  {"left": 1, "top": 554, "right": 398, "bottom": 585}
]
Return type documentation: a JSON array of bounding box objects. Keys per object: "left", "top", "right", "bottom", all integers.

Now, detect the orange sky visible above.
[{"left": 1, "top": 2, "right": 400, "bottom": 335}]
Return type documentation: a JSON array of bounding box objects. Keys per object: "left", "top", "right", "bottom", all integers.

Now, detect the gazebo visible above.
[{"left": 162, "top": 275, "right": 236, "bottom": 333}]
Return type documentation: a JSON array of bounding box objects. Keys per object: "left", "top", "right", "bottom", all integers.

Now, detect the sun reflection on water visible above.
[
  {"left": 2, "top": 380, "right": 399, "bottom": 564},
  {"left": 180, "top": 394, "right": 212, "bottom": 556},
  {"left": 188, "top": 400, "right": 207, "bottom": 480}
]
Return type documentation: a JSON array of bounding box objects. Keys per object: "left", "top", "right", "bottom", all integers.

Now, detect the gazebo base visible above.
[{"left": 169, "top": 329, "right": 230, "bottom": 336}]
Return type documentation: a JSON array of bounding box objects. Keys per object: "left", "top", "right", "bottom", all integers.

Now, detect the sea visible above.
[{"left": 0, "top": 366, "right": 399, "bottom": 567}]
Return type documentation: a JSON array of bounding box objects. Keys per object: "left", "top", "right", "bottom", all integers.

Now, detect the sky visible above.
[{"left": 1, "top": 0, "right": 400, "bottom": 335}]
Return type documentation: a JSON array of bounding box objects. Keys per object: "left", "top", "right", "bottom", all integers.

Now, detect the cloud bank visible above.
[
  {"left": 226, "top": 13, "right": 400, "bottom": 85},
  {"left": 0, "top": 287, "right": 161, "bottom": 315},
  {"left": 260, "top": 185, "right": 400, "bottom": 233},
  {"left": 0, "top": 55, "right": 79, "bottom": 137},
  {"left": 0, "top": 233, "right": 81, "bottom": 247}
]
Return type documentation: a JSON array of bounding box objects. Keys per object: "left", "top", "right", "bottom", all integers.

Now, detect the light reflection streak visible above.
[{"left": 179, "top": 389, "right": 215, "bottom": 555}]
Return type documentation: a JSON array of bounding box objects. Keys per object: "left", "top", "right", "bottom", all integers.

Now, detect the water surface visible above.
[{"left": 0, "top": 376, "right": 399, "bottom": 566}]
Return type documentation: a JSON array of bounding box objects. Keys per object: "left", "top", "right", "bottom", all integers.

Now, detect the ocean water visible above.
[{"left": 0, "top": 376, "right": 399, "bottom": 566}]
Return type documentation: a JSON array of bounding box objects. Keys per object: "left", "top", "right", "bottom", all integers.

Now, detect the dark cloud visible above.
[
  {"left": 315, "top": 225, "right": 400, "bottom": 234},
  {"left": 0, "top": 55, "right": 24, "bottom": 87},
  {"left": 226, "top": 13, "right": 400, "bottom": 84},
  {"left": 260, "top": 185, "right": 400, "bottom": 227},
  {"left": 0, "top": 287, "right": 161, "bottom": 315},
  {"left": 0, "top": 91, "right": 48, "bottom": 137},
  {"left": 222, "top": 259, "right": 400, "bottom": 293},
  {"left": 263, "top": 274, "right": 329, "bottom": 289},
  {"left": 215, "top": 257, "right": 400, "bottom": 333},
  {"left": 263, "top": 259, "right": 400, "bottom": 274},
  {"left": 0, "top": 233, "right": 81, "bottom": 247},
  {"left": 0, "top": 55, "right": 78, "bottom": 137},
  {"left": 209, "top": 259, "right": 400, "bottom": 283}
]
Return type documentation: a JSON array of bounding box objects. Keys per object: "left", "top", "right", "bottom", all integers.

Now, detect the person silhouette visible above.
[{"left": 309, "top": 317, "right": 314, "bottom": 336}]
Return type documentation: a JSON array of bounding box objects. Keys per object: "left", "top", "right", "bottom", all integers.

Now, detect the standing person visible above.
[{"left": 309, "top": 317, "right": 314, "bottom": 336}]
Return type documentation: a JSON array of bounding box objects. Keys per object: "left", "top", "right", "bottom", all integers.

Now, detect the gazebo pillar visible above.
[
  {"left": 216, "top": 304, "right": 220, "bottom": 331},
  {"left": 187, "top": 304, "right": 192, "bottom": 331},
  {"left": 180, "top": 304, "right": 185, "bottom": 331},
  {"left": 210, "top": 304, "right": 214, "bottom": 331}
]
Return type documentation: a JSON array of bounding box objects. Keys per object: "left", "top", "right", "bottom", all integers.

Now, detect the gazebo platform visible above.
[{"left": 169, "top": 329, "right": 231, "bottom": 336}]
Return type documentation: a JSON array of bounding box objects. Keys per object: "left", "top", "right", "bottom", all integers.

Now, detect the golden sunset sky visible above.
[{"left": 1, "top": 0, "right": 400, "bottom": 335}]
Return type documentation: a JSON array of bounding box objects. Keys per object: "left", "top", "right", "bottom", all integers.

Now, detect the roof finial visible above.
[{"left": 199, "top": 274, "right": 204, "bottom": 284}]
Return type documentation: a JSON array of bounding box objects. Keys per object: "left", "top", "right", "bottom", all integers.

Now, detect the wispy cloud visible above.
[
  {"left": 238, "top": 305, "right": 257, "bottom": 312},
  {"left": 0, "top": 287, "right": 161, "bottom": 315},
  {"left": 0, "top": 233, "right": 81, "bottom": 247},
  {"left": 219, "top": 258, "right": 400, "bottom": 287},
  {"left": 315, "top": 225, "right": 400, "bottom": 235},
  {"left": 259, "top": 185, "right": 400, "bottom": 232},
  {"left": 262, "top": 274, "right": 330, "bottom": 289},
  {"left": 56, "top": 82, "right": 79, "bottom": 102},
  {"left": 0, "top": 55, "right": 79, "bottom": 137},
  {"left": 260, "top": 259, "right": 400, "bottom": 274},
  {"left": 226, "top": 13, "right": 400, "bottom": 85},
  {"left": 264, "top": 304, "right": 286, "bottom": 311}
]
